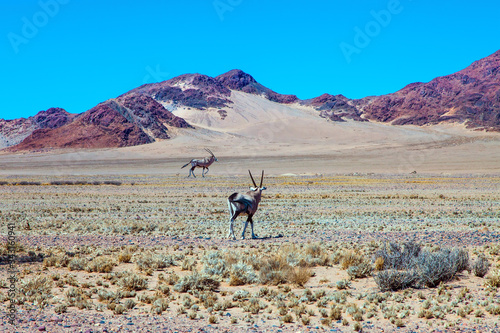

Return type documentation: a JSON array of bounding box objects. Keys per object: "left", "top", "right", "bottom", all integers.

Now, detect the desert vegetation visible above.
[{"left": 0, "top": 174, "right": 499, "bottom": 331}]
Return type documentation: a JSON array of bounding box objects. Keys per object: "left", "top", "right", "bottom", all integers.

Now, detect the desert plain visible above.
[{"left": 1, "top": 116, "right": 500, "bottom": 332}]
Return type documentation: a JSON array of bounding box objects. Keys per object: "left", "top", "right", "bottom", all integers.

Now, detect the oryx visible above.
[
  {"left": 181, "top": 148, "right": 218, "bottom": 178},
  {"left": 227, "top": 170, "right": 266, "bottom": 240}
]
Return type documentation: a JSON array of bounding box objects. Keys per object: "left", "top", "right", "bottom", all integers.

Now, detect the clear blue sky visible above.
[{"left": 1, "top": 0, "right": 499, "bottom": 120}]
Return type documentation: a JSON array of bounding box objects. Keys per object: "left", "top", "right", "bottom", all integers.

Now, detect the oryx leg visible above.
[
  {"left": 202, "top": 167, "right": 206, "bottom": 177},
  {"left": 190, "top": 166, "right": 196, "bottom": 178},
  {"left": 228, "top": 212, "right": 240, "bottom": 240},
  {"left": 227, "top": 201, "right": 239, "bottom": 240},
  {"left": 249, "top": 216, "right": 257, "bottom": 239},
  {"left": 242, "top": 214, "right": 253, "bottom": 240},
  {"left": 203, "top": 167, "right": 209, "bottom": 176}
]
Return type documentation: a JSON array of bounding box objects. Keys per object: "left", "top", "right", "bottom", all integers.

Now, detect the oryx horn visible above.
[{"left": 248, "top": 170, "right": 257, "bottom": 187}]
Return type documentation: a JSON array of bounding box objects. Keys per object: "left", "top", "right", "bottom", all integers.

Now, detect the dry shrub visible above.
[
  {"left": 303, "top": 243, "right": 330, "bottom": 266},
  {"left": 240, "top": 253, "right": 263, "bottom": 270},
  {"left": 18, "top": 276, "right": 53, "bottom": 307},
  {"left": 86, "top": 256, "right": 116, "bottom": 273},
  {"left": 282, "top": 314, "right": 293, "bottom": 323},
  {"left": 119, "top": 273, "right": 148, "bottom": 291},
  {"left": 199, "top": 291, "right": 218, "bottom": 308},
  {"left": 374, "top": 269, "right": 420, "bottom": 292},
  {"left": 229, "top": 262, "right": 258, "bottom": 286},
  {"left": 347, "top": 261, "right": 373, "bottom": 279},
  {"left": 242, "top": 298, "right": 264, "bottom": 314},
  {"left": 418, "top": 248, "right": 469, "bottom": 287},
  {"left": 232, "top": 289, "right": 250, "bottom": 301},
  {"left": 165, "top": 273, "right": 180, "bottom": 285},
  {"left": 150, "top": 298, "right": 168, "bottom": 314},
  {"left": 54, "top": 303, "right": 67, "bottom": 314},
  {"left": 374, "top": 242, "right": 469, "bottom": 291},
  {"left": 173, "top": 272, "right": 220, "bottom": 293},
  {"left": 124, "top": 299, "right": 136, "bottom": 309},
  {"left": 156, "top": 283, "right": 170, "bottom": 296},
  {"left": 65, "top": 287, "right": 92, "bottom": 309},
  {"left": 137, "top": 293, "right": 158, "bottom": 304},
  {"left": 472, "top": 256, "right": 490, "bottom": 277},
  {"left": 330, "top": 305, "right": 342, "bottom": 320},
  {"left": 135, "top": 252, "right": 175, "bottom": 272},
  {"left": 118, "top": 251, "right": 132, "bottom": 263},
  {"left": 486, "top": 304, "right": 500, "bottom": 315},
  {"left": 373, "top": 242, "right": 421, "bottom": 270},
  {"left": 68, "top": 257, "right": 88, "bottom": 271},
  {"left": 224, "top": 251, "right": 240, "bottom": 266},
  {"left": 43, "top": 254, "right": 70, "bottom": 268},
  {"left": 181, "top": 258, "right": 197, "bottom": 271},
  {"left": 202, "top": 251, "right": 229, "bottom": 278},
  {"left": 114, "top": 304, "right": 126, "bottom": 314},
  {"left": 279, "top": 243, "right": 328, "bottom": 267}
]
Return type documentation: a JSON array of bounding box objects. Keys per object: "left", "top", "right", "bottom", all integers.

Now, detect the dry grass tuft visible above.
[
  {"left": 118, "top": 251, "right": 132, "bottom": 263},
  {"left": 287, "top": 266, "right": 312, "bottom": 287},
  {"left": 374, "top": 257, "right": 384, "bottom": 271},
  {"left": 340, "top": 251, "right": 364, "bottom": 270},
  {"left": 485, "top": 268, "right": 500, "bottom": 288},
  {"left": 259, "top": 256, "right": 290, "bottom": 285}
]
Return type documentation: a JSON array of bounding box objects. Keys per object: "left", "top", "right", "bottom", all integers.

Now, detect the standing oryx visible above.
[
  {"left": 181, "top": 148, "right": 218, "bottom": 178},
  {"left": 227, "top": 170, "right": 266, "bottom": 240}
]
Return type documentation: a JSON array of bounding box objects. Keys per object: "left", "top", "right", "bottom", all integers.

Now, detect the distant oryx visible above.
[
  {"left": 181, "top": 148, "right": 218, "bottom": 178},
  {"left": 227, "top": 170, "right": 266, "bottom": 240}
]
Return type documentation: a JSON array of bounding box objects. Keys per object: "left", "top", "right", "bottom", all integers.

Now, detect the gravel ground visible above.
[
  {"left": 1, "top": 174, "right": 499, "bottom": 332},
  {"left": 4, "top": 308, "right": 500, "bottom": 332},
  {"left": 6, "top": 229, "right": 500, "bottom": 252}
]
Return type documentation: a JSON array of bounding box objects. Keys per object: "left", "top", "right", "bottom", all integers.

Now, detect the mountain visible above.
[
  {"left": 127, "top": 73, "right": 233, "bottom": 109},
  {"left": 301, "top": 93, "right": 366, "bottom": 122},
  {"left": 215, "top": 69, "right": 299, "bottom": 104},
  {"left": 0, "top": 108, "right": 76, "bottom": 148},
  {"left": 9, "top": 95, "right": 191, "bottom": 152},
  {"left": 2, "top": 49, "right": 500, "bottom": 152},
  {"left": 359, "top": 50, "right": 500, "bottom": 130}
]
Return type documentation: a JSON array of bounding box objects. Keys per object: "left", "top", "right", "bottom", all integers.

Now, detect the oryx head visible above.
[
  {"left": 248, "top": 170, "right": 266, "bottom": 191},
  {"left": 205, "top": 148, "right": 218, "bottom": 162}
]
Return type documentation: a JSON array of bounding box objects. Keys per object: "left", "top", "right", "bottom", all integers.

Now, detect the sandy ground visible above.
[
  {"left": 0, "top": 124, "right": 498, "bottom": 176},
  {"left": 0, "top": 92, "right": 499, "bottom": 332}
]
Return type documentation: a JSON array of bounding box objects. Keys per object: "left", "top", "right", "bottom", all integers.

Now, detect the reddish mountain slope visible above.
[
  {"left": 127, "top": 74, "right": 232, "bottom": 109},
  {"left": 360, "top": 50, "right": 500, "bottom": 130},
  {"left": 9, "top": 95, "right": 191, "bottom": 151},
  {"left": 0, "top": 108, "right": 76, "bottom": 147}
]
